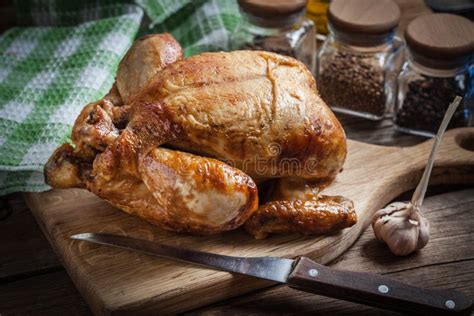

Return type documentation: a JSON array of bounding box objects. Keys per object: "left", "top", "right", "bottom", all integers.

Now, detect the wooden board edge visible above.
[{"left": 24, "top": 192, "right": 109, "bottom": 316}]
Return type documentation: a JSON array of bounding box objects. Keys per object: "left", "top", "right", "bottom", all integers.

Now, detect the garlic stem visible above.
[{"left": 411, "top": 96, "right": 463, "bottom": 208}]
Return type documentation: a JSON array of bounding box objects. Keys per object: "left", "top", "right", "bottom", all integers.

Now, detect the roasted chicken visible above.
[{"left": 45, "top": 33, "right": 356, "bottom": 238}]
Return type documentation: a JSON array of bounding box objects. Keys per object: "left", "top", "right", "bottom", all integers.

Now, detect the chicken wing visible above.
[{"left": 244, "top": 196, "right": 356, "bottom": 239}]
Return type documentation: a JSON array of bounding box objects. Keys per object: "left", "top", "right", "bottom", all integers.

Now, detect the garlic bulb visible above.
[
  {"left": 371, "top": 96, "right": 462, "bottom": 257},
  {"left": 372, "top": 202, "right": 429, "bottom": 256}
]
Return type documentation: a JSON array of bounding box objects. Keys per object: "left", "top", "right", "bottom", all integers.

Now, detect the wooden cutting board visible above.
[{"left": 24, "top": 128, "right": 474, "bottom": 315}]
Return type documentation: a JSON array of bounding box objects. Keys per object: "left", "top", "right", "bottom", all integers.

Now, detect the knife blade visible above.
[
  {"left": 71, "top": 233, "right": 472, "bottom": 315},
  {"left": 71, "top": 233, "right": 293, "bottom": 282}
]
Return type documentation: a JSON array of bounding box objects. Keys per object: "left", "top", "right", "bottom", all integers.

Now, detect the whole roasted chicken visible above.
[{"left": 45, "top": 33, "right": 356, "bottom": 239}]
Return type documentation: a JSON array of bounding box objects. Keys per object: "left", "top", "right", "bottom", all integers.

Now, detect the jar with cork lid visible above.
[
  {"left": 394, "top": 14, "right": 474, "bottom": 137},
  {"left": 231, "top": 0, "right": 316, "bottom": 74},
  {"left": 317, "top": 0, "right": 404, "bottom": 120}
]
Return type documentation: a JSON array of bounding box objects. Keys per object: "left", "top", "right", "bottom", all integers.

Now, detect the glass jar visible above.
[
  {"left": 394, "top": 60, "right": 473, "bottom": 137},
  {"left": 393, "top": 14, "right": 474, "bottom": 137},
  {"left": 316, "top": 0, "right": 403, "bottom": 120},
  {"left": 318, "top": 33, "right": 404, "bottom": 120},
  {"left": 232, "top": 0, "right": 316, "bottom": 74}
]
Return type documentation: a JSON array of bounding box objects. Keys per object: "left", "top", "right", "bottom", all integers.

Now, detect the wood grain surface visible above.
[
  {"left": 405, "top": 13, "right": 474, "bottom": 59},
  {"left": 2, "top": 186, "right": 473, "bottom": 315},
  {"left": 0, "top": 196, "right": 60, "bottom": 281},
  {"left": 328, "top": 0, "right": 401, "bottom": 34},
  {"left": 286, "top": 256, "right": 472, "bottom": 314},
  {"left": 238, "top": 0, "right": 307, "bottom": 17},
  {"left": 190, "top": 188, "right": 474, "bottom": 315},
  {"left": 22, "top": 128, "right": 474, "bottom": 315}
]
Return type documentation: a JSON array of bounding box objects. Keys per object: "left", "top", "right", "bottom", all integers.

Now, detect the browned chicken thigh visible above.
[{"left": 45, "top": 33, "right": 356, "bottom": 237}]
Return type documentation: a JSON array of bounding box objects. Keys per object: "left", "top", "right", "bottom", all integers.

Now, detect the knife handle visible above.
[{"left": 287, "top": 257, "right": 472, "bottom": 315}]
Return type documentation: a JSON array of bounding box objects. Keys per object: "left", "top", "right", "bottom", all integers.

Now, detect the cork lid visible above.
[
  {"left": 328, "top": 0, "right": 400, "bottom": 35},
  {"left": 237, "top": 0, "right": 307, "bottom": 18},
  {"left": 405, "top": 14, "right": 474, "bottom": 62}
]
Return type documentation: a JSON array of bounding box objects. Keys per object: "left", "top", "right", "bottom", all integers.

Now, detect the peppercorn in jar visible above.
[
  {"left": 394, "top": 14, "right": 474, "bottom": 137},
  {"left": 317, "top": 0, "right": 404, "bottom": 120}
]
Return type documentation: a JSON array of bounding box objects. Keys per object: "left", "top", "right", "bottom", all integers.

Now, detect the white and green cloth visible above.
[{"left": 0, "top": 0, "right": 242, "bottom": 195}]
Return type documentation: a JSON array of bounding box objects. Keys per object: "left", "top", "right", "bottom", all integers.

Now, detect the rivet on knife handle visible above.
[{"left": 287, "top": 257, "right": 473, "bottom": 315}]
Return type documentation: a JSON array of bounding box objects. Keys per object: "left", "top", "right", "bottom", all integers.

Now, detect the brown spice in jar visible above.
[
  {"left": 318, "top": 51, "right": 386, "bottom": 117},
  {"left": 243, "top": 35, "right": 296, "bottom": 57}
]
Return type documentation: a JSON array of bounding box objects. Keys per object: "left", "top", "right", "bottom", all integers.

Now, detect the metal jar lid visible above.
[{"left": 405, "top": 13, "right": 474, "bottom": 69}]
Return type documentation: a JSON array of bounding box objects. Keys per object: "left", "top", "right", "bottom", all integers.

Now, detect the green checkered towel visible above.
[{"left": 0, "top": 0, "right": 241, "bottom": 195}]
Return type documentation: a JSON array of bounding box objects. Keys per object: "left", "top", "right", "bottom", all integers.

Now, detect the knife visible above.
[{"left": 71, "top": 233, "right": 472, "bottom": 315}]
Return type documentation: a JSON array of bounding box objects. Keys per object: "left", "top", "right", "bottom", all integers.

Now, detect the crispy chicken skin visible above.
[
  {"left": 116, "top": 33, "right": 184, "bottom": 104},
  {"left": 89, "top": 147, "right": 258, "bottom": 234},
  {"left": 244, "top": 196, "right": 356, "bottom": 239},
  {"left": 44, "top": 33, "right": 356, "bottom": 237}
]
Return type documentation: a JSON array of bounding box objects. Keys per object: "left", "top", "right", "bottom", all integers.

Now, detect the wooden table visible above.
[
  {"left": 1, "top": 113, "right": 473, "bottom": 315},
  {"left": 1, "top": 1, "right": 473, "bottom": 315}
]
